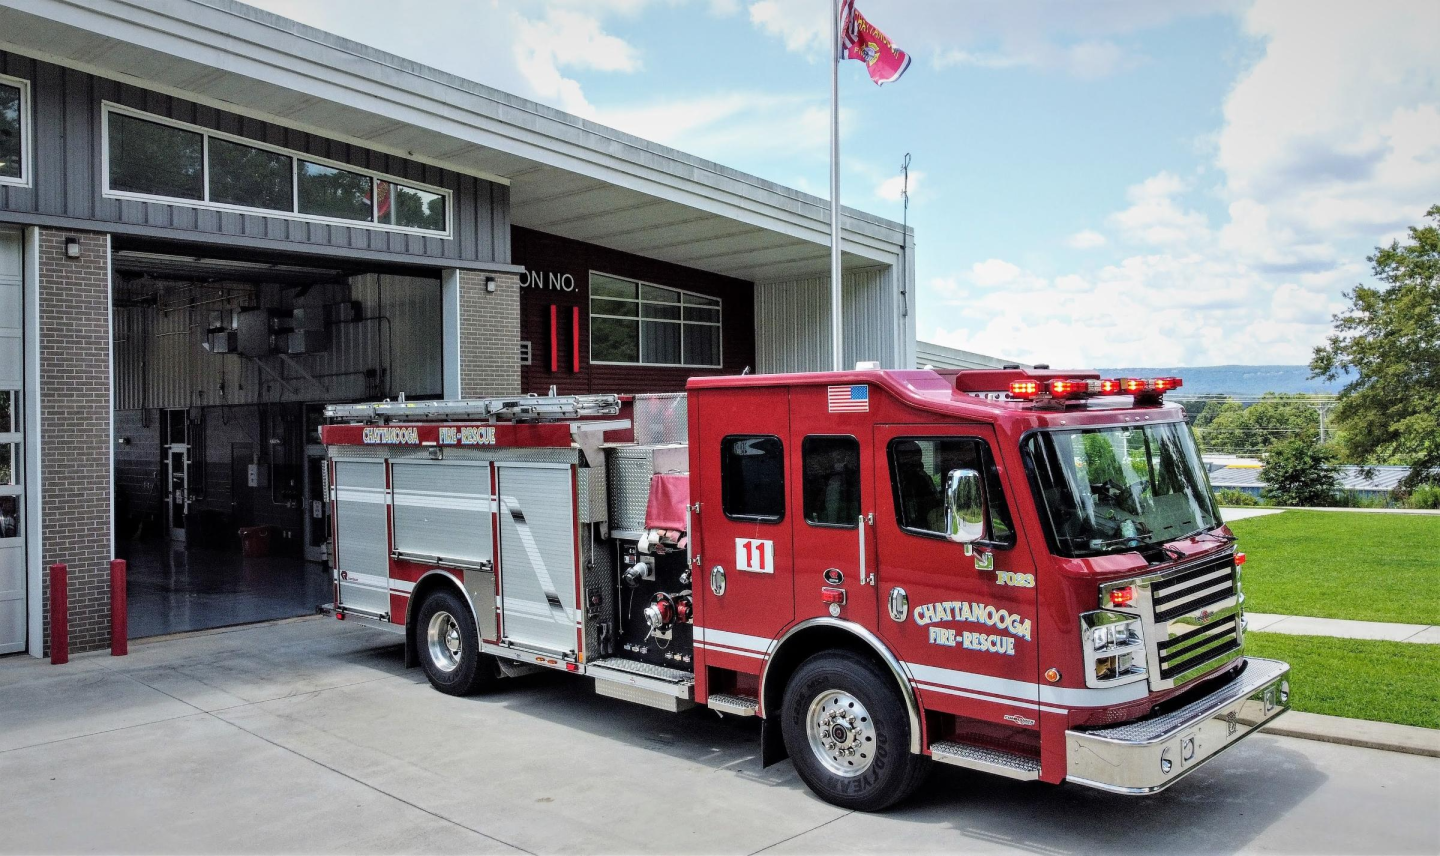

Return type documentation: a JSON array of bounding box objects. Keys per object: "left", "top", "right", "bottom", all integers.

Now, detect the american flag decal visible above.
[{"left": 828, "top": 384, "right": 869, "bottom": 413}]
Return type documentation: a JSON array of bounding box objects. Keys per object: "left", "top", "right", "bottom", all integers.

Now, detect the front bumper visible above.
[{"left": 1065, "top": 657, "right": 1290, "bottom": 794}]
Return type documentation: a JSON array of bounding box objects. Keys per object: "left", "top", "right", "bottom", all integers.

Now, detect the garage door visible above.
[{"left": 0, "top": 228, "right": 24, "bottom": 654}]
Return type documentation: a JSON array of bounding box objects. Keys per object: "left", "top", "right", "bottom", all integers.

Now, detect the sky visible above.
[{"left": 248, "top": 0, "right": 1440, "bottom": 368}]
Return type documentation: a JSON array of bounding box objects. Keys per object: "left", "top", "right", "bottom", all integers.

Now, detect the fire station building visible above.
[{"left": 0, "top": 0, "right": 915, "bottom": 657}]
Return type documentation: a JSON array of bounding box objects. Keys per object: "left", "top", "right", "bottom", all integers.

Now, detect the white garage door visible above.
[{"left": 0, "top": 228, "right": 25, "bottom": 654}]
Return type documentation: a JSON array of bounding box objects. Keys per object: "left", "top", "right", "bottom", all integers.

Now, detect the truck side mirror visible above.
[{"left": 944, "top": 468, "right": 987, "bottom": 544}]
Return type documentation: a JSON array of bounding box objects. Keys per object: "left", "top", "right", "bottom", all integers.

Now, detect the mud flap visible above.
[
  {"left": 404, "top": 628, "right": 418, "bottom": 669},
  {"left": 761, "top": 716, "right": 789, "bottom": 768}
]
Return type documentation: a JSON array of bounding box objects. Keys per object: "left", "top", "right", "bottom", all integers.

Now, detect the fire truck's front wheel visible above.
[
  {"left": 781, "top": 651, "right": 930, "bottom": 811},
  {"left": 416, "top": 589, "right": 496, "bottom": 696}
]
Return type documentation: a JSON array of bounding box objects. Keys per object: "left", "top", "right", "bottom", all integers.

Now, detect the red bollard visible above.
[
  {"left": 110, "top": 559, "right": 128, "bottom": 656},
  {"left": 49, "top": 563, "right": 68, "bottom": 665}
]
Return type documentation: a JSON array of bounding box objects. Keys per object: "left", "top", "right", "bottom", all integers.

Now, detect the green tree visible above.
[
  {"left": 1312, "top": 205, "right": 1440, "bottom": 489},
  {"left": 1261, "top": 433, "right": 1341, "bottom": 507},
  {"left": 1195, "top": 394, "right": 1320, "bottom": 456}
]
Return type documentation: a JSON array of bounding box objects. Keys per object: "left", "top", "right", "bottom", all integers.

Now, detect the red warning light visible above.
[
  {"left": 1154, "top": 377, "right": 1184, "bottom": 392},
  {"left": 1010, "top": 380, "right": 1041, "bottom": 399},
  {"left": 1099, "top": 379, "right": 1122, "bottom": 395}
]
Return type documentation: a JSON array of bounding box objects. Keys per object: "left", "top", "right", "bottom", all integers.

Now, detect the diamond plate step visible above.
[
  {"left": 930, "top": 741, "right": 1041, "bottom": 781},
  {"left": 707, "top": 694, "right": 759, "bottom": 716},
  {"left": 588, "top": 657, "right": 693, "bottom": 684}
]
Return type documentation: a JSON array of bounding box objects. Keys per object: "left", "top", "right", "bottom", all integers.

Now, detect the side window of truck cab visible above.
[
  {"left": 721, "top": 434, "right": 785, "bottom": 522},
  {"left": 886, "top": 436, "right": 1015, "bottom": 547},
  {"left": 801, "top": 435, "right": 860, "bottom": 528}
]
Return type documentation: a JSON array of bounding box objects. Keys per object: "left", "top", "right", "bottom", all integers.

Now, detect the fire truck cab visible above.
[{"left": 321, "top": 367, "right": 1291, "bottom": 811}]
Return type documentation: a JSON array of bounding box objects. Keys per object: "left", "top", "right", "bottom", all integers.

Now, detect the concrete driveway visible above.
[{"left": 2, "top": 618, "right": 1436, "bottom": 855}]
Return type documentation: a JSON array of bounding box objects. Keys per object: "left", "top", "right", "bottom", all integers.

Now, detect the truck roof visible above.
[{"left": 687, "top": 368, "right": 1188, "bottom": 429}]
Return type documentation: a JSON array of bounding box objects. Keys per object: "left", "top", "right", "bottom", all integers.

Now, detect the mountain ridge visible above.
[{"left": 1091, "top": 365, "right": 1347, "bottom": 396}]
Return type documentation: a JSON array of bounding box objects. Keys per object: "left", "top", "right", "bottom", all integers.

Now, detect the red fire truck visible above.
[{"left": 321, "top": 367, "right": 1290, "bottom": 811}]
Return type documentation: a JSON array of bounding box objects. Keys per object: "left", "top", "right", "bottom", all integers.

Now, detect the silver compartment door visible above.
[
  {"left": 497, "top": 463, "right": 577, "bottom": 655},
  {"left": 332, "top": 460, "right": 391, "bottom": 617},
  {"left": 391, "top": 460, "right": 493, "bottom": 566}
]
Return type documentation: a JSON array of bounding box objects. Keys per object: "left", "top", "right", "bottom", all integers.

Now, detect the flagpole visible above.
[{"left": 829, "top": 0, "right": 843, "bottom": 372}]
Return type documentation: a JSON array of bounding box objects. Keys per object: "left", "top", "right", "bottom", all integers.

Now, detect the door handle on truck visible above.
[{"left": 858, "top": 514, "right": 875, "bottom": 586}]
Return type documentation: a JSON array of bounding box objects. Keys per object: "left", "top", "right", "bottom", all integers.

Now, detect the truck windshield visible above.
[{"left": 1024, "top": 422, "right": 1219, "bottom": 558}]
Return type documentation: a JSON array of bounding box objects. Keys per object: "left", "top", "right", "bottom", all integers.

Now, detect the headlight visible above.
[{"left": 1081, "top": 609, "right": 1147, "bottom": 688}]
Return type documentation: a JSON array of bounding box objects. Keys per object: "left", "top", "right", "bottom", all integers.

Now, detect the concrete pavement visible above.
[
  {"left": 1247, "top": 612, "right": 1440, "bottom": 644},
  {"left": 2, "top": 617, "right": 1437, "bottom": 855}
]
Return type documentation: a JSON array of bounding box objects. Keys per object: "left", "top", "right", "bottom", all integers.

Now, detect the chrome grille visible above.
[{"left": 1140, "top": 553, "right": 1243, "bottom": 690}]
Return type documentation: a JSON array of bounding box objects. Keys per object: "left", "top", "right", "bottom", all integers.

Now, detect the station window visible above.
[
  {"left": 0, "top": 73, "right": 29, "bottom": 185},
  {"left": 721, "top": 435, "right": 784, "bottom": 522},
  {"left": 887, "top": 436, "right": 1014, "bottom": 546},
  {"left": 590, "top": 273, "right": 722, "bottom": 367},
  {"left": 209, "top": 138, "right": 293, "bottom": 212},
  {"left": 802, "top": 436, "right": 859, "bottom": 528},
  {"left": 101, "top": 104, "right": 451, "bottom": 236},
  {"left": 108, "top": 113, "right": 204, "bottom": 201}
]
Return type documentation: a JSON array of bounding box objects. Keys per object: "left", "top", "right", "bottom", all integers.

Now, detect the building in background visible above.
[
  {"left": 916, "top": 340, "right": 1026, "bottom": 370},
  {"left": 0, "top": 0, "right": 915, "bottom": 657}
]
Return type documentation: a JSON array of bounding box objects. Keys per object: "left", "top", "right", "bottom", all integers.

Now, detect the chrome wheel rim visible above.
[
  {"left": 806, "top": 689, "right": 876, "bottom": 777},
  {"left": 426, "top": 610, "right": 463, "bottom": 674}
]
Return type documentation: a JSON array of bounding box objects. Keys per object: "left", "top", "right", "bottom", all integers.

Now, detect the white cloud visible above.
[
  {"left": 1065, "top": 229, "right": 1107, "bottom": 249},
  {"left": 934, "top": 40, "right": 1133, "bottom": 79},
  {"left": 1106, "top": 171, "right": 1210, "bottom": 248},
  {"left": 1217, "top": 0, "right": 1440, "bottom": 243},
  {"left": 743, "top": 0, "right": 1236, "bottom": 77},
  {"left": 875, "top": 170, "right": 922, "bottom": 203},
  {"left": 511, "top": 8, "right": 643, "bottom": 117}
]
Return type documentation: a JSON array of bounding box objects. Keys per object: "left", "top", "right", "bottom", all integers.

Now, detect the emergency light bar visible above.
[{"left": 1007, "top": 376, "right": 1182, "bottom": 405}]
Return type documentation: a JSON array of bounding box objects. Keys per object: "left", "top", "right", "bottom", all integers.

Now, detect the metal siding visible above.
[
  {"left": 496, "top": 463, "right": 577, "bottom": 654},
  {"left": 113, "top": 274, "right": 442, "bottom": 410},
  {"left": 754, "top": 267, "right": 896, "bottom": 373},
  {"left": 0, "top": 50, "right": 504, "bottom": 266}
]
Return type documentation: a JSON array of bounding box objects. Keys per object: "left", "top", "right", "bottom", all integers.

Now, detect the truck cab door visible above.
[
  {"left": 692, "top": 388, "right": 794, "bottom": 665},
  {"left": 872, "top": 424, "right": 1041, "bottom": 735}
]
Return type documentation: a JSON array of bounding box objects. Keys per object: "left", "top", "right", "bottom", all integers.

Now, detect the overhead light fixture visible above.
[
  {"left": 65, "top": 237, "right": 81, "bottom": 259},
  {"left": 485, "top": 276, "right": 496, "bottom": 293}
]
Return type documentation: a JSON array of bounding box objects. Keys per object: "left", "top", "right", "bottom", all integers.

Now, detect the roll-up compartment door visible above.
[
  {"left": 497, "top": 463, "right": 577, "bottom": 656},
  {"left": 333, "top": 459, "right": 391, "bottom": 617},
  {"left": 391, "top": 460, "right": 493, "bottom": 567}
]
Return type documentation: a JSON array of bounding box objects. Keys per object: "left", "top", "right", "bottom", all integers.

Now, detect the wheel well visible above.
[
  {"left": 762, "top": 625, "right": 906, "bottom": 721},
  {"left": 405, "top": 572, "right": 475, "bottom": 668}
]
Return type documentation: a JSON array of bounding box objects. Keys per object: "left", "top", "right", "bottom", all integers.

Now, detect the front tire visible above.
[
  {"left": 780, "top": 650, "right": 930, "bottom": 811},
  {"left": 415, "top": 589, "right": 496, "bottom": 696}
]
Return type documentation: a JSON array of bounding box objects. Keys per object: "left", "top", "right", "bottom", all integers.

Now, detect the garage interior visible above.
[{"left": 110, "top": 240, "right": 444, "bottom": 637}]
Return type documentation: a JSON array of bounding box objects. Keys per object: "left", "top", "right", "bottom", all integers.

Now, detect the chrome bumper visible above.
[{"left": 1066, "top": 657, "right": 1290, "bottom": 794}]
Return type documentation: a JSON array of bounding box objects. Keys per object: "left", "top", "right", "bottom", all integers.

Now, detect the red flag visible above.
[{"left": 840, "top": 0, "right": 911, "bottom": 86}]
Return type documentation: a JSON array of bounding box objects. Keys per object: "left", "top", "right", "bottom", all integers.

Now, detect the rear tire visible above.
[
  {"left": 415, "top": 589, "right": 497, "bottom": 696},
  {"left": 780, "top": 650, "right": 930, "bottom": 811}
]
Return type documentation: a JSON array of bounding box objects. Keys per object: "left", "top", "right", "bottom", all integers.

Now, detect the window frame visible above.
[
  {"left": 885, "top": 435, "right": 1016, "bottom": 550},
  {"left": 588, "top": 270, "right": 723, "bottom": 368},
  {"left": 800, "top": 434, "right": 860, "bottom": 530},
  {"left": 720, "top": 433, "right": 786, "bottom": 523},
  {"left": 0, "top": 72, "right": 32, "bottom": 189},
  {"left": 100, "top": 102, "right": 453, "bottom": 239},
  {"left": 0, "top": 389, "right": 22, "bottom": 541}
]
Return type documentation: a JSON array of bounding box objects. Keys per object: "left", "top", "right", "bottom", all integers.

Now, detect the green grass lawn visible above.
[
  {"left": 1226, "top": 511, "right": 1440, "bottom": 624},
  {"left": 1246, "top": 632, "right": 1440, "bottom": 729}
]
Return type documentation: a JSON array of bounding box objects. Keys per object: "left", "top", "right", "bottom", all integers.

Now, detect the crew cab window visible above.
[
  {"left": 721, "top": 435, "right": 784, "bottom": 522},
  {"left": 887, "top": 437, "right": 1014, "bottom": 546},
  {"left": 802, "top": 435, "right": 859, "bottom": 528}
]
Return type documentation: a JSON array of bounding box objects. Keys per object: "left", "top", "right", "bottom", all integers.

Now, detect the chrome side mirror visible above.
[{"left": 944, "top": 468, "right": 987, "bottom": 544}]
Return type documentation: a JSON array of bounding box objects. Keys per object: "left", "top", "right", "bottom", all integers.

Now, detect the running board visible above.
[
  {"left": 930, "top": 741, "right": 1041, "bottom": 781},
  {"left": 707, "top": 694, "right": 760, "bottom": 717},
  {"left": 589, "top": 658, "right": 695, "bottom": 712}
]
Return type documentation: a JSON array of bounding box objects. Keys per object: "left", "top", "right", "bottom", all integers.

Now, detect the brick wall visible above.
[
  {"left": 456, "top": 270, "right": 521, "bottom": 397},
  {"left": 38, "top": 229, "right": 112, "bottom": 655}
]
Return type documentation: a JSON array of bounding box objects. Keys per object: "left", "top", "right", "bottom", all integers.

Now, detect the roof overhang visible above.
[{"left": 0, "top": 0, "right": 912, "bottom": 283}]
